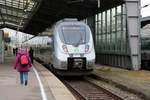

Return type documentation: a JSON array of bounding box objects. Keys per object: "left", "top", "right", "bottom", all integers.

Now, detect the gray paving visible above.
[{"left": 0, "top": 56, "right": 53, "bottom": 100}]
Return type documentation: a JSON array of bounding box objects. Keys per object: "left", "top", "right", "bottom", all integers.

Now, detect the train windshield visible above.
[{"left": 61, "top": 25, "right": 89, "bottom": 45}]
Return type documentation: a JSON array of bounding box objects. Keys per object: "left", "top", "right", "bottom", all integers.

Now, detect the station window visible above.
[{"left": 95, "top": 4, "right": 127, "bottom": 54}]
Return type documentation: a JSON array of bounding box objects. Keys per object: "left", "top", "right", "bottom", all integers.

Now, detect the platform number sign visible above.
[{"left": 0, "top": 30, "right": 4, "bottom": 63}]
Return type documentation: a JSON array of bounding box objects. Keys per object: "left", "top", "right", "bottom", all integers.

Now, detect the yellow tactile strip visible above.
[{"left": 34, "top": 61, "right": 76, "bottom": 100}]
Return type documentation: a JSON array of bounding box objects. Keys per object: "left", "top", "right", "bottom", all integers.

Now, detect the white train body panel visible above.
[
  {"left": 50, "top": 19, "right": 95, "bottom": 75},
  {"left": 35, "top": 19, "right": 95, "bottom": 76}
]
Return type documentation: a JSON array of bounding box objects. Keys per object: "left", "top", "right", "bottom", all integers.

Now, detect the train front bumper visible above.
[{"left": 54, "top": 57, "right": 95, "bottom": 70}]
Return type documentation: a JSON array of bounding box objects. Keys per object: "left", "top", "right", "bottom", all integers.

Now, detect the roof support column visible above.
[{"left": 125, "top": 0, "right": 141, "bottom": 70}]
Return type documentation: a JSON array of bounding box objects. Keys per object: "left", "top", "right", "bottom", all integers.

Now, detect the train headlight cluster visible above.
[
  {"left": 85, "top": 45, "right": 89, "bottom": 52},
  {"left": 62, "top": 45, "right": 68, "bottom": 53}
]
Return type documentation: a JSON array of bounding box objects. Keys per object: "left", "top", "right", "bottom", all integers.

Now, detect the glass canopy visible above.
[{"left": 0, "top": 0, "right": 41, "bottom": 29}]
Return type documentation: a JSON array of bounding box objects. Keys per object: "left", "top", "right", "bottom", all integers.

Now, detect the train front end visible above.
[{"left": 53, "top": 20, "right": 95, "bottom": 75}]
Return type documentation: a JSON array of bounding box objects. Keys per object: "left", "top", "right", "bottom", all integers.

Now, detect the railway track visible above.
[{"left": 63, "top": 77, "right": 124, "bottom": 100}]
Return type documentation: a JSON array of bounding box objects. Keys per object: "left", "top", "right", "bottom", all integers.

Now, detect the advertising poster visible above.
[{"left": 0, "top": 30, "right": 4, "bottom": 63}]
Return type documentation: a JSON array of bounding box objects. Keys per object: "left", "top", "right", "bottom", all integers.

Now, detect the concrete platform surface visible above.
[
  {"left": 0, "top": 55, "right": 76, "bottom": 100},
  {"left": 93, "top": 65, "right": 150, "bottom": 100},
  {"left": 34, "top": 61, "right": 76, "bottom": 100},
  {"left": 0, "top": 56, "right": 45, "bottom": 100}
]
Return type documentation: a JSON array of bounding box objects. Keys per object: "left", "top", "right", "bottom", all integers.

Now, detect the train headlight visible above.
[
  {"left": 85, "top": 45, "right": 89, "bottom": 52},
  {"left": 62, "top": 45, "right": 68, "bottom": 53}
]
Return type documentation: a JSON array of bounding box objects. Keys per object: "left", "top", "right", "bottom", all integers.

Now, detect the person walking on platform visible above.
[
  {"left": 13, "top": 47, "right": 16, "bottom": 56},
  {"left": 29, "top": 47, "right": 34, "bottom": 64},
  {"left": 14, "top": 48, "right": 32, "bottom": 86}
]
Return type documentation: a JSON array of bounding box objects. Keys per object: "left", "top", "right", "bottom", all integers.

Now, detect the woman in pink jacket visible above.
[{"left": 14, "top": 48, "right": 32, "bottom": 86}]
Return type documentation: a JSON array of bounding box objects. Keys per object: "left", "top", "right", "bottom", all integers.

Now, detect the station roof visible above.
[
  {"left": 0, "top": 0, "right": 41, "bottom": 32},
  {"left": 0, "top": 0, "right": 124, "bottom": 35}
]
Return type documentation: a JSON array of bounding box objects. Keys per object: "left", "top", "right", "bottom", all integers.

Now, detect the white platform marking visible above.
[{"left": 33, "top": 67, "right": 48, "bottom": 100}]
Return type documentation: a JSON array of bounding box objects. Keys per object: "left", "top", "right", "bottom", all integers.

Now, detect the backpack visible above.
[{"left": 19, "top": 55, "right": 29, "bottom": 67}]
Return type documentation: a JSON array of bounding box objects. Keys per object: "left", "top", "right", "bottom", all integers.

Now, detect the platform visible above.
[
  {"left": 0, "top": 55, "right": 76, "bottom": 100},
  {"left": 93, "top": 65, "right": 150, "bottom": 100}
]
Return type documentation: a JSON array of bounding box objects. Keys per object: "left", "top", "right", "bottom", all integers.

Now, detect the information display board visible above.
[{"left": 0, "top": 30, "right": 4, "bottom": 63}]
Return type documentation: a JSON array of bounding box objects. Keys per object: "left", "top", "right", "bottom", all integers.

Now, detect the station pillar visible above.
[
  {"left": 0, "top": 30, "right": 4, "bottom": 63},
  {"left": 125, "top": 0, "right": 141, "bottom": 70}
]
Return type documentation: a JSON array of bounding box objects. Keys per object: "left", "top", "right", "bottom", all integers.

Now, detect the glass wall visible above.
[{"left": 95, "top": 4, "right": 128, "bottom": 54}]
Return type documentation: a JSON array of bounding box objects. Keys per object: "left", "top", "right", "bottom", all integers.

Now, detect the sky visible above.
[
  {"left": 3, "top": 28, "right": 33, "bottom": 42},
  {"left": 3, "top": 28, "right": 51, "bottom": 46},
  {"left": 141, "top": 0, "right": 150, "bottom": 17}
]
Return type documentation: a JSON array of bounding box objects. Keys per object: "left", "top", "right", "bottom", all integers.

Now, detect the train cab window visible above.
[{"left": 60, "top": 25, "right": 90, "bottom": 45}]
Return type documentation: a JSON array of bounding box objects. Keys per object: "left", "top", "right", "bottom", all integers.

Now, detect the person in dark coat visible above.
[
  {"left": 29, "top": 47, "right": 34, "bottom": 64},
  {"left": 15, "top": 47, "right": 18, "bottom": 56},
  {"left": 13, "top": 48, "right": 16, "bottom": 55}
]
